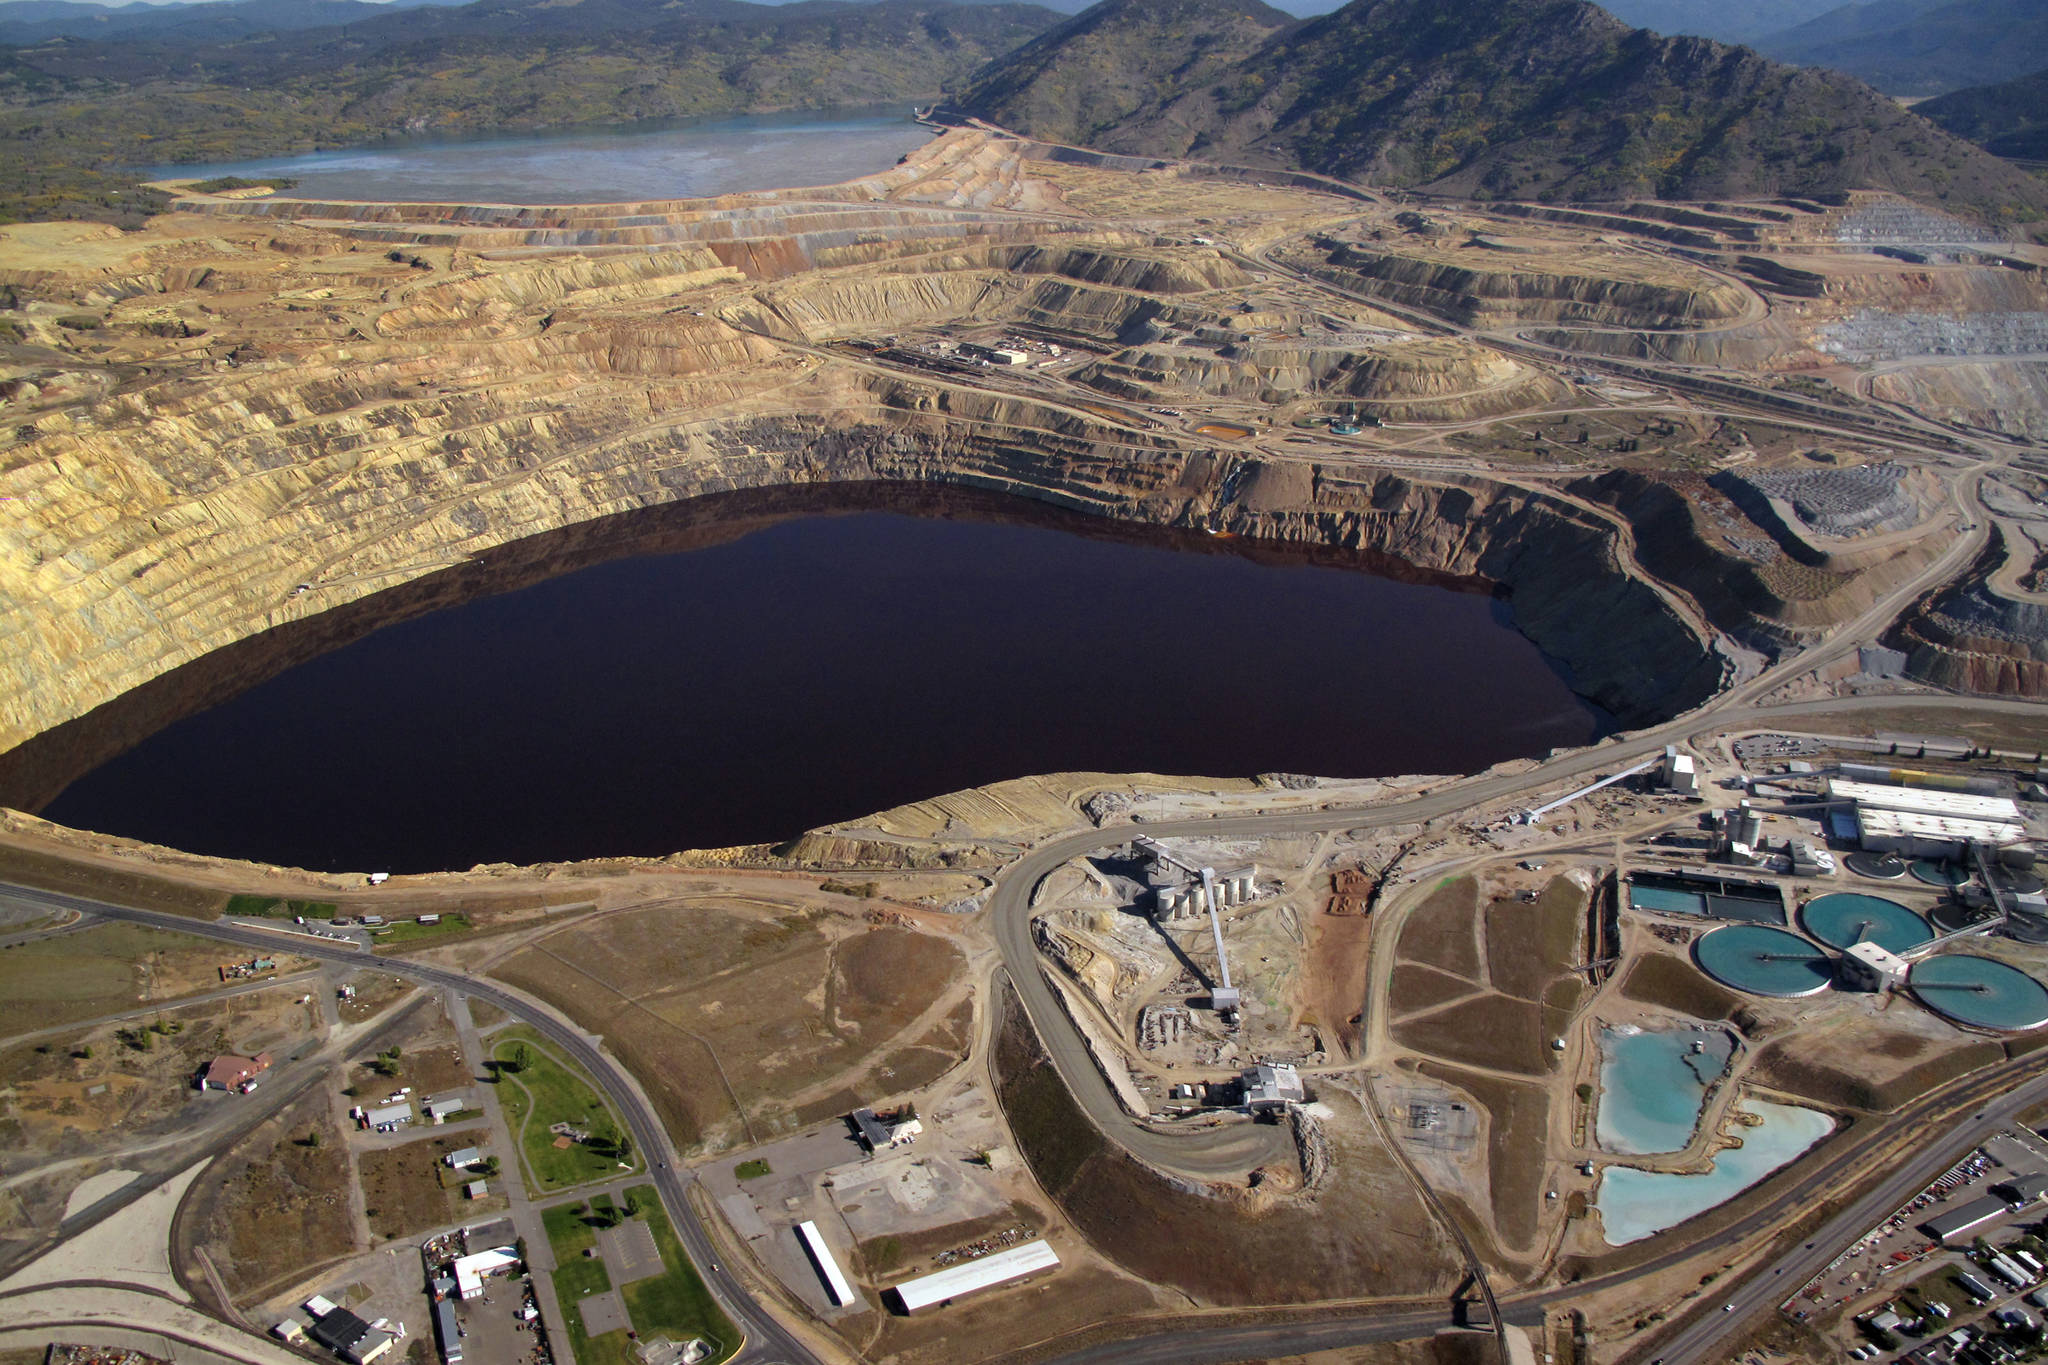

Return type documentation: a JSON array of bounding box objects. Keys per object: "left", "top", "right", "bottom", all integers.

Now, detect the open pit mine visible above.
[{"left": 3, "top": 122, "right": 2048, "bottom": 1365}]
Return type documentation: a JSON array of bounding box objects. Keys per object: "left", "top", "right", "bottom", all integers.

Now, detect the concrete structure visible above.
[
  {"left": 1663, "top": 746, "right": 1699, "bottom": 795},
  {"left": 795, "top": 1220, "right": 857, "bottom": 1308},
  {"left": 1790, "top": 841, "right": 1836, "bottom": 876},
  {"left": 198, "top": 1051, "right": 273, "bottom": 1092},
  {"left": 887, "top": 1240, "right": 1060, "bottom": 1313},
  {"left": 1242, "top": 1063, "right": 1304, "bottom": 1113},
  {"left": 1134, "top": 837, "right": 1256, "bottom": 920},
  {"left": 273, "top": 1321, "right": 306, "bottom": 1344},
  {"left": 1837, "top": 764, "right": 2007, "bottom": 797},
  {"left": 1829, "top": 779, "right": 2028, "bottom": 859},
  {"left": 452, "top": 1246, "right": 519, "bottom": 1299},
  {"left": 1201, "top": 866, "right": 1240, "bottom": 1013},
  {"left": 1853, "top": 807, "right": 2028, "bottom": 860},
  {"left": 1839, "top": 940, "right": 1907, "bottom": 992},
  {"left": 1719, "top": 801, "right": 1764, "bottom": 860},
  {"left": 1922, "top": 1193, "right": 2009, "bottom": 1243},
  {"left": 432, "top": 1299, "right": 462, "bottom": 1365}
]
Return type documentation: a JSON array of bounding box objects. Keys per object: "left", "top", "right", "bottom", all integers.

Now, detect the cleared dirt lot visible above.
[
  {"left": 1416, "top": 1061, "right": 1552, "bottom": 1259},
  {"left": 179, "top": 1089, "right": 356, "bottom": 1302},
  {"left": 1392, "top": 877, "right": 1483, "bottom": 978},
  {"left": 0, "top": 922, "right": 281, "bottom": 1032},
  {"left": 493, "top": 903, "right": 968, "bottom": 1153},
  {"left": 360, "top": 1131, "right": 501, "bottom": 1240},
  {"left": 0, "top": 981, "right": 320, "bottom": 1157},
  {"left": 994, "top": 986, "right": 1458, "bottom": 1306}
]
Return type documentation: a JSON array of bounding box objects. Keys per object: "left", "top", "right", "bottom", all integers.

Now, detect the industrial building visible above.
[
  {"left": 1829, "top": 779, "right": 2027, "bottom": 860},
  {"left": 1662, "top": 746, "right": 1700, "bottom": 795},
  {"left": 432, "top": 1299, "right": 462, "bottom": 1365},
  {"left": 425, "top": 1094, "right": 467, "bottom": 1121},
  {"left": 1839, "top": 940, "right": 1907, "bottom": 992},
  {"left": 451, "top": 1246, "right": 520, "bottom": 1299},
  {"left": 363, "top": 1101, "right": 412, "bottom": 1129},
  {"left": 1242, "top": 1063, "right": 1304, "bottom": 1112},
  {"left": 307, "top": 1307, "right": 396, "bottom": 1365},
  {"left": 887, "top": 1240, "right": 1060, "bottom": 1314},
  {"left": 795, "top": 1220, "right": 857, "bottom": 1308},
  {"left": 198, "top": 1051, "right": 272, "bottom": 1092},
  {"left": 1997, "top": 1172, "right": 2048, "bottom": 1206},
  {"left": 1133, "top": 838, "right": 1252, "bottom": 1013},
  {"left": 1922, "top": 1193, "right": 2011, "bottom": 1243}
]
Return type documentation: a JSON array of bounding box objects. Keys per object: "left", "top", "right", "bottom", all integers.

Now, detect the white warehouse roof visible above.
[
  {"left": 453, "top": 1247, "right": 520, "bottom": 1299},
  {"left": 1829, "top": 779, "right": 2020, "bottom": 822},
  {"left": 890, "top": 1240, "right": 1059, "bottom": 1313},
  {"left": 1855, "top": 808, "right": 2026, "bottom": 846}
]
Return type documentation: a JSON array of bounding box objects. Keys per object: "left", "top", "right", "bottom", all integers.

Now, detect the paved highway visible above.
[
  {"left": 1646, "top": 1068, "right": 2048, "bottom": 1364},
  {"left": 0, "top": 882, "right": 822, "bottom": 1365}
]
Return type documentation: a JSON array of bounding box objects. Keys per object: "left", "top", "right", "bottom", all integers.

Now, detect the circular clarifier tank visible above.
[
  {"left": 1910, "top": 859, "right": 1971, "bottom": 888},
  {"left": 1694, "top": 924, "right": 1834, "bottom": 998},
  {"left": 1799, "top": 893, "right": 1934, "bottom": 954},
  {"left": 1909, "top": 954, "right": 2048, "bottom": 1031}
]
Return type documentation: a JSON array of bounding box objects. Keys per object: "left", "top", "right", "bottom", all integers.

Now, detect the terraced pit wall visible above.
[{"left": 0, "top": 418, "right": 1721, "bottom": 818}]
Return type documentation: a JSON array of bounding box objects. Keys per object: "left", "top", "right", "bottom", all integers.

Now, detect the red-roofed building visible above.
[{"left": 198, "top": 1052, "right": 273, "bottom": 1092}]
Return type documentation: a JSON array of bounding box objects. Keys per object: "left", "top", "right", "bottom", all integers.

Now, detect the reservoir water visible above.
[
  {"left": 140, "top": 108, "right": 935, "bottom": 204},
  {"left": 32, "top": 492, "right": 1608, "bottom": 872},
  {"left": 1597, "top": 1099, "right": 1834, "bottom": 1246},
  {"left": 1595, "top": 1026, "right": 1734, "bottom": 1156}
]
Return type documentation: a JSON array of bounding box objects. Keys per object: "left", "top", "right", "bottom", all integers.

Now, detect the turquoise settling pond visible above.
[
  {"left": 1597, "top": 1100, "right": 1834, "bottom": 1245},
  {"left": 1909, "top": 954, "right": 2048, "bottom": 1031},
  {"left": 1799, "top": 893, "right": 1933, "bottom": 954},
  {"left": 1595, "top": 1026, "right": 1734, "bottom": 1156}
]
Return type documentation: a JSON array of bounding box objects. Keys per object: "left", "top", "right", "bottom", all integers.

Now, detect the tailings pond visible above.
[
  {"left": 31, "top": 492, "right": 1609, "bottom": 871},
  {"left": 1595, "top": 1025, "right": 1734, "bottom": 1156},
  {"left": 141, "top": 108, "right": 935, "bottom": 204},
  {"left": 1597, "top": 1099, "right": 1834, "bottom": 1246}
]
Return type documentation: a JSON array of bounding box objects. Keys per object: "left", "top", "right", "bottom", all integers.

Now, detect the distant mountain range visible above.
[
  {"left": 0, "top": 0, "right": 463, "bottom": 46},
  {"left": 1749, "top": 0, "right": 2048, "bottom": 96},
  {"left": 951, "top": 0, "right": 2048, "bottom": 221},
  {"left": 1591, "top": 0, "right": 1844, "bottom": 43},
  {"left": 1919, "top": 65, "right": 2048, "bottom": 158},
  {"left": 0, "top": 0, "right": 1062, "bottom": 222}
]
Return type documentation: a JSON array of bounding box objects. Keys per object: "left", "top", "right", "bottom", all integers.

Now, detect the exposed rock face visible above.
[
  {"left": 1892, "top": 531, "right": 2048, "bottom": 698},
  {"left": 1308, "top": 240, "right": 1752, "bottom": 329}
]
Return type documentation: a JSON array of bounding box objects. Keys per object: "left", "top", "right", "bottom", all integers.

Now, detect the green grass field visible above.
[
  {"left": 733, "top": 1159, "right": 771, "bottom": 1180},
  {"left": 372, "top": 914, "right": 472, "bottom": 947},
  {"left": 489, "top": 1028, "right": 636, "bottom": 1193},
  {"left": 541, "top": 1193, "right": 733, "bottom": 1365},
  {"left": 223, "top": 895, "right": 338, "bottom": 919},
  {"left": 543, "top": 1201, "right": 619, "bottom": 1365},
  {"left": 621, "top": 1186, "right": 736, "bottom": 1364}
]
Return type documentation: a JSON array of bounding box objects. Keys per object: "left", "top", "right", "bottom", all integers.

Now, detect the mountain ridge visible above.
[{"left": 953, "top": 0, "right": 2048, "bottom": 224}]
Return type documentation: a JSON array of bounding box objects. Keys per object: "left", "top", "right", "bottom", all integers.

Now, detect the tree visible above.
[
  {"left": 509, "top": 1043, "right": 531, "bottom": 1073},
  {"left": 478, "top": 1155, "right": 502, "bottom": 1177},
  {"left": 613, "top": 1133, "right": 634, "bottom": 1166},
  {"left": 621, "top": 1192, "right": 641, "bottom": 1219}
]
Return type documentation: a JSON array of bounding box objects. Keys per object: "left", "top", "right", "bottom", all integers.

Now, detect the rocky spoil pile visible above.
[{"left": 1734, "top": 463, "right": 1917, "bottom": 537}]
